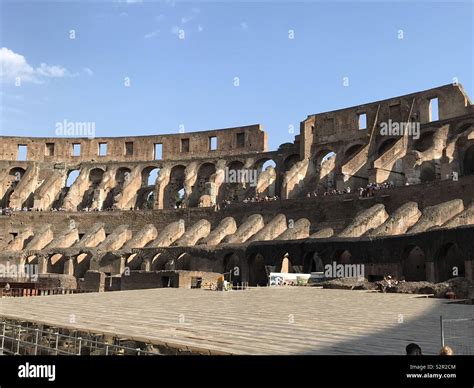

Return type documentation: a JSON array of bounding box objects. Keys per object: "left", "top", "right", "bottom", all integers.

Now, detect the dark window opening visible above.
[
  {"left": 125, "top": 142, "right": 133, "bottom": 156},
  {"left": 181, "top": 138, "right": 190, "bottom": 153},
  {"left": 45, "top": 143, "right": 55, "bottom": 156},
  {"left": 236, "top": 132, "right": 245, "bottom": 148}
]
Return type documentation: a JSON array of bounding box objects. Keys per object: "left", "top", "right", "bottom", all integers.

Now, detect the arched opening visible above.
[
  {"left": 115, "top": 167, "right": 132, "bottom": 186},
  {"left": 401, "top": 245, "right": 426, "bottom": 281},
  {"left": 419, "top": 161, "right": 436, "bottom": 182},
  {"left": 434, "top": 243, "right": 464, "bottom": 282},
  {"left": 303, "top": 251, "right": 324, "bottom": 273},
  {"left": 142, "top": 166, "right": 160, "bottom": 187},
  {"left": 221, "top": 160, "right": 245, "bottom": 202},
  {"left": 53, "top": 169, "right": 80, "bottom": 209},
  {"left": 249, "top": 253, "right": 268, "bottom": 286},
  {"left": 164, "top": 165, "right": 186, "bottom": 209},
  {"left": 462, "top": 144, "right": 474, "bottom": 176},
  {"left": 66, "top": 170, "right": 80, "bottom": 187},
  {"left": 49, "top": 253, "right": 65, "bottom": 274},
  {"left": 80, "top": 168, "right": 104, "bottom": 209},
  {"left": 223, "top": 252, "right": 241, "bottom": 285},
  {"left": 413, "top": 131, "right": 434, "bottom": 152},
  {"left": 344, "top": 144, "right": 364, "bottom": 161},
  {"left": 249, "top": 158, "right": 277, "bottom": 198},
  {"left": 174, "top": 252, "right": 193, "bottom": 271},
  {"left": 377, "top": 138, "right": 397, "bottom": 157},
  {"left": 2, "top": 167, "right": 26, "bottom": 208},
  {"left": 189, "top": 162, "right": 216, "bottom": 207},
  {"left": 334, "top": 249, "right": 352, "bottom": 264},
  {"left": 451, "top": 122, "right": 474, "bottom": 139},
  {"left": 151, "top": 253, "right": 167, "bottom": 271},
  {"left": 315, "top": 150, "right": 336, "bottom": 194},
  {"left": 75, "top": 253, "right": 90, "bottom": 278},
  {"left": 283, "top": 154, "right": 300, "bottom": 172},
  {"left": 135, "top": 167, "right": 160, "bottom": 210}
]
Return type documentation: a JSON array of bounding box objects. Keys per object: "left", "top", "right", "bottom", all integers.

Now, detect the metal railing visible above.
[
  {"left": 440, "top": 316, "right": 474, "bottom": 355},
  {"left": 0, "top": 319, "right": 160, "bottom": 356},
  {"left": 0, "top": 288, "right": 94, "bottom": 298}
]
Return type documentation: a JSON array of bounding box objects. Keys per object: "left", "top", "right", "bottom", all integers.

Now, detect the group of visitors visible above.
[
  {"left": 242, "top": 195, "right": 279, "bottom": 203},
  {"left": 406, "top": 343, "right": 454, "bottom": 356},
  {"left": 358, "top": 181, "right": 395, "bottom": 197}
]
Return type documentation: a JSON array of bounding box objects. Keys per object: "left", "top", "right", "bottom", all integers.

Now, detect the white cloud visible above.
[
  {"left": 83, "top": 67, "right": 94, "bottom": 76},
  {"left": 240, "top": 22, "right": 249, "bottom": 30},
  {"left": 197, "top": 24, "right": 204, "bottom": 32},
  {"left": 144, "top": 29, "right": 160, "bottom": 39},
  {"left": 181, "top": 8, "right": 200, "bottom": 24},
  {"left": 0, "top": 47, "right": 75, "bottom": 84}
]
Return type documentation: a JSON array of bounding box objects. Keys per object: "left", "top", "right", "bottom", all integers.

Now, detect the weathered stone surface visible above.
[
  {"left": 310, "top": 228, "right": 334, "bottom": 239},
  {"left": 173, "top": 219, "right": 211, "bottom": 246},
  {"left": 199, "top": 217, "right": 237, "bottom": 245},
  {"left": 276, "top": 218, "right": 310, "bottom": 240},
  {"left": 409, "top": 199, "right": 464, "bottom": 233},
  {"left": 339, "top": 204, "right": 389, "bottom": 238},
  {"left": 367, "top": 202, "right": 421, "bottom": 237},
  {"left": 248, "top": 214, "right": 287, "bottom": 242},
  {"left": 224, "top": 214, "right": 265, "bottom": 244}
]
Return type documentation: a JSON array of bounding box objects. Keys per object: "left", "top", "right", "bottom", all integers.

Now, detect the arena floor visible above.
[{"left": 0, "top": 287, "right": 472, "bottom": 355}]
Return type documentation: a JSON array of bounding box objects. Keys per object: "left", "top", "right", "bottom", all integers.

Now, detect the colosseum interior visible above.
[{"left": 1, "top": 83, "right": 473, "bottom": 292}]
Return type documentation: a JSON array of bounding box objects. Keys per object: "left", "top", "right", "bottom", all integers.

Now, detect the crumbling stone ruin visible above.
[{"left": 1, "top": 83, "right": 474, "bottom": 289}]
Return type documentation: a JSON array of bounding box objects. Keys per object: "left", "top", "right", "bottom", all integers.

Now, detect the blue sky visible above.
[{"left": 0, "top": 0, "right": 473, "bottom": 150}]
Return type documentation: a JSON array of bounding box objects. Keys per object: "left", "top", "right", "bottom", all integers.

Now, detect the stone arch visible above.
[
  {"left": 80, "top": 167, "right": 105, "bottom": 209},
  {"left": 49, "top": 253, "right": 66, "bottom": 274},
  {"left": 189, "top": 162, "right": 216, "bottom": 207},
  {"left": 164, "top": 164, "right": 186, "bottom": 209},
  {"left": 135, "top": 166, "right": 160, "bottom": 209},
  {"left": 462, "top": 144, "right": 474, "bottom": 176},
  {"left": 377, "top": 138, "right": 397, "bottom": 157},
  {"left": 251, "top": 158, "right": 277, "bottom": 198},
  {"left": 419, "top": 161, "right": 436, "bottom": 182},
  {"left": 248, "top": 253, "right": 268, "bottom": 286},
  {"left": 89, "top": 167, "right": 105, "bottom": 184},
  {"left": 115, "top": 167, "right": 132, "bottom": 185},
  {"left": 1, "top": 167, "right": 26, "bottom": 208},
  {"left": 413, "top": 131, "right": 435, "bottom": 152},
  {"left": 220, "top": 160, "right": 246, "bottom": 202},
  {"left": 75, "top": 253, "right": 91, "bottom": 278},
  {"left": 451, "top": 120, "right": 474, "bottom": 139},
  {"left": 141, "top": 166, "right": 160, "bottom": 187},
  {"left": 333, "top": 249, "right": 352, "bottom": 264},
  {"left": 314, "top": 149, "right": 336, "bottom": 193},
  {"left": 434, "top": 242, "right": 464, "bottom": 282},
  {"left": 303, "top": 251, "right": 325, "bottom": 273},
  {"left": 175, "top": 252, "right": 191, "bottom": 270},
  {"left": 66, "top": 169, "right": 80, "bottom": 187},
  {"left": 151, "top": 253, "right": 167, "bottom": 271},
  {"left": 344, "top": 143, "right": 365, "bottom": 162},
  {"left": 283, "top": 154, "right": 300, "bottom": 172},
  {"left": 401, "top": 245, "right": 426, "bottom": 281},
  {"left": 223, "top": 252, "right": 241, "bottom": 285}
]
